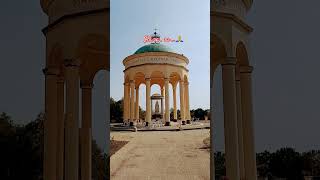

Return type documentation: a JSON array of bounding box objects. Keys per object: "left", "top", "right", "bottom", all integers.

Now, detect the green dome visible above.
[{"left": 134, "top": 43, "right": 175, "bottom": 54}]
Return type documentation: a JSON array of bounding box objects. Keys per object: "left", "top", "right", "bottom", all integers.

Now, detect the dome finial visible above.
[{"left": 151, "top": 28, "right": 160, "bottom": 44}]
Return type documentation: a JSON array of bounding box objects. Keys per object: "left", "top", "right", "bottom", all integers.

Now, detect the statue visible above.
[{"left": 155, "top": 101, "right": 160, "bottom": 114}]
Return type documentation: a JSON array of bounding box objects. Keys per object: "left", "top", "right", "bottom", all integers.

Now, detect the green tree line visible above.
[
  {"left": 214, "top": 148, "right": 320, "bottom": 179},
  {"left": 0, "top": 112, "right": 109, "bottom": 180}
]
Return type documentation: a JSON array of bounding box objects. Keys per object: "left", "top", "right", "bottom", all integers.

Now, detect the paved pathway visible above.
[{"left": 110, "top": 129, "right": 210, "bottom": 180}]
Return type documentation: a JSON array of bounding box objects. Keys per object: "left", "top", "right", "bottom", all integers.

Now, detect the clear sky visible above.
[{"left": 110, "top": 0, "right": 210, "bottom": 110}]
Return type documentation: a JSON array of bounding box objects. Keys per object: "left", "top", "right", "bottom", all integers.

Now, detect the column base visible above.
[
  {"left": 165, "top": 122, "right": 171, "bottom": 126},
  {"left": 186, "top": 120, "right": 191, "bottom": 124},
  {"left": 182, "top": 121, "right": 186, "bottom": 125},
  {"left": 172, "top": 119, "right": 178, "bottom": 122},
  {"left": 129, "top": 122, "right": 134, "bottom": 126}
]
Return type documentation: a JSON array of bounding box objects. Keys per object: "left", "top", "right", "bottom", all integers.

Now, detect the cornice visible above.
[
  {"left": 211, "top": 11, "right": 253, "bottom": 33},
  {"left": 123, "top": 63, "right": 189, "bottom": 73},
  {"left": 123, "top": 52, "right": 189, "bottom": 66},
  {"left": 42, "top": 7, "right": 109, "bottom": 35},
  {"left": 40, "top": 0, "right": 55, "bottom": 14}
]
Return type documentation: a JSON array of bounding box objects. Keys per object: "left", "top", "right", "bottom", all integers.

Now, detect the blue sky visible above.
[{"left": 110, "top": 0, "right": 210, "bottom": 110}]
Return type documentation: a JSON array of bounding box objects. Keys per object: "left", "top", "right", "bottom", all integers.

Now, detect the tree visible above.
[
  {"left": 256, "top": 151, "right": 272, "bottom": 177},
  {"left": 215, "top": 152, "right": 226, "bottom": 178},
  {"left": 0, "top": 112, "right": 44, "bottom": 180},
  {"left": 139, "top": 107, "right": 145, "bottom": 120},
  {"left": 92, "top": 140, "right": 108, "bottom": 180},
  {"left": 302, "top": 150, "right": 320, "bottom": 176},
  {"left": 192, "top": 108, "right": 207, "bottom": 120},
  {"left": 269, "top": 147, "right": 303, "bottom": 179},
  {"left": 0, "top": 112, "right": 14, "bottom": 136},
  {"left": 110, "top": 97, "right": 123, "bottom": 123}
]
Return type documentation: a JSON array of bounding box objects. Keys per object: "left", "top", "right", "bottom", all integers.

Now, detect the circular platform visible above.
[{"left": 110, "top": 121, "right": 210, "bottom": 132}]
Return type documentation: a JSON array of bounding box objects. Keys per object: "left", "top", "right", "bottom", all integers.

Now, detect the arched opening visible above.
[
  {"left": 236, "top": 42, "right": 249, "bottom": 66},
  {"left": 91, "top": 69, "right": 109, "bottom": 179},
  {"left": 211, "top": 33, "right": 229, "bottom": 177},
  {"left": 76, "top": 34, "right": 109, "bottom": 180}
]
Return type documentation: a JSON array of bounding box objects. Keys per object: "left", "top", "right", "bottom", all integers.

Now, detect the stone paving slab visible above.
[{"left": 110, "top": 129, "right": 210, "bottom": 180}]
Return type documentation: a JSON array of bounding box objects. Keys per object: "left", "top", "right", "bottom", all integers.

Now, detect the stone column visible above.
[
  {"left": 164, "top": 78, "right": 170, "bottom": 126},
  {"left": 173, "top": 84, "right": 178, "bottom": 121},
  {"left": 126, "top": 83, "right": 130, "bottom": 123},
  {"left": 151, "top": 99, "right": 153, "bottom": 114},
  {"left": 130, "top": 80, "right": 135, "bottom": 126},
  {"left": 80, "top": 83, "right": 93, "bottom": 180},
  {"left": 64, "top": 60, "right": 80, "bottom": 180},
  {"left": 236, "top": 76, "right": 245, "bottom": 180},
  {"left": 210, "top": 69, "right": 215, "bottom": 180},
  {"left": 185, "top": 81, "right": 191, "bottom": 124},
  {"left": 135, "top": 86, "right": 140, "bottom": 121},
  {"left": 56, "top": 78, "right": 64, "bottom": 180},
  {"left": 161, "top": 98, "right": 164, "bottom": 120},
  {"left": 145, "top": 78, "right": 151, "bottom": 126},
  {"left": 123, "top": 82, "right": 129, "bottom": 124},
  {"left": 179, "top": 80, "right": 185, "bottom": 125},
  {"left": 43, "top": 67, "right": 59, "bottom": 180},
  {"left": 161, "top": 86, "right": 165, "bottom": 120},
  {"left": 222, "top": 58, "right": 240, "bottom": 180},
  {"left": 240, "top": 66, "right": 257, "bottom": 180}
]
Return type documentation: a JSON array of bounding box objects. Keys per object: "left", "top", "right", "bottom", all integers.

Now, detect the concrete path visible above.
[{"left": 110, "top": 129, "right": 210, "bottom": 180}]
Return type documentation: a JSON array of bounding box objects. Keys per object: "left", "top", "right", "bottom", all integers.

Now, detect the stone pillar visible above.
[
  {"left": 236, "top": 76, "right": 245, "bottom": 180},
  {"left": 222, "top": 58, "right": 240, "bottom": 180},
  {"left": 80, "top": 83, "right": 93, "bottom": 180},
  {"left": 179, "top": 80, "right": 185, "bottom": 125},
  {"left": 210, "top": 68, "right": 216, "bottom": 180},
  {"left": 161, "top": 86, "right": 165, "bottom": 120},
  {"left": 173, "top": 84, "right": 178, "bottom": 122},
  {"left": 130, "top": 80, "right": 135, "bottom": 126},
  {"left": 123, "top": 82, "right": 129, "bottom": 124},
  {"left": 135, "top": 86, "right": 140, "bottom": 121},
  {"left": 185, "top": 81, "right": 191, "bottom": 124},
  {"left": 145, "top": 78, "right": 151, "bottom": 126},
  {"left": 64, "top": 60, "right": 80, "bottom": 180},
  {"left": 43, "top": 67, "right": 59, "bottom": 180},
  {"left": 56, "top": 78, "right": 64, "bottom": 180},
  {"left": 240, "top": 66, "right": 257, "bottom": 180},
  {"left": 164, "top": 78, "right": 170, "bottom": 126},
  {"left": 151, "top": 100, "right": 153, "bottom": 114},
  {"left": 161, "top": 98, "right": 164, "bottom": 121}
]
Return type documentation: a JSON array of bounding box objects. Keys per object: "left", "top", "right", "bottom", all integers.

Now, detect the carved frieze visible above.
[{"left": 124, "top": 56, "right": 187, "bottom": 69}]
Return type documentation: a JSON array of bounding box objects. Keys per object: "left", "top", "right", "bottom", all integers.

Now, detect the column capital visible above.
[
  {"left": 184, "top": 81, "right": 189, "bottom": 85},
  {"left": 123, "top": 82, "right": 130, "bottom": 86},
  {"left": 80, "top": 82, "right": 94, "bottom": 89},
  {"left": 145, "top": 78, "right": 151, "bottom": 81},
  {"left": 43, "top": 67, "right": 60, "bottom": 76},
  {"left": 57, "top": 78, "right": 65, "bottom": 84},
  {"left": 222, "top": 57, "right": 237, "bottom": 66},
  {"left": 240, "top": 66, "right": 254, "bottom": 73},
  {"left": 129, "top": 80, "right": 135, "bottom": 84},
  {"left": 164, "top": 78, "right": 170, "bottom": 82},
  {"left": 64, "top": 59, "right": 80, "bottom": 67},
  {"left": 172, "top": 84, "right": 177, "bottom": 90}
]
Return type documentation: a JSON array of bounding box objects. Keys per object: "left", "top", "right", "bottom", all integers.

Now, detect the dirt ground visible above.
[
  {"left": 110, "top": 129, "right": 210, "bottom": 180},
  {"left": 110, "top": 140, "right": 129, "bottom": 157}
]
